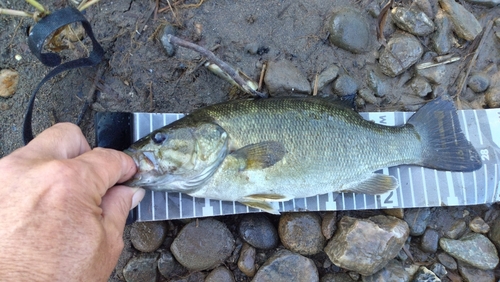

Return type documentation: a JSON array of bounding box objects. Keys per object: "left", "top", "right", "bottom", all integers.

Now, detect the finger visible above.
[
  {"left": 24, "top": 123, "right": 91, "bottom": 159},
  {"left": 100, "top": 186, "right": 145, "bottom": 236},
  {"left": 74, "top": 148, "right": 137, "bottom": 197}
]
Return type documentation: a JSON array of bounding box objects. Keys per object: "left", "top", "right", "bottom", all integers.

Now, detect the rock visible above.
[
  {"left": 468, "top": 73, "right": 490, "bottom": 93},
  {"left": 238, "top": 243, "right": 256, "bottom": 277},
  {"left": 170, "top": 219, "right": 235, "bottom": 271},
  {"left": 404, "top": 208, "right": 431, "bottom": 236},
  {"left": 358, "top": 88, "right": 379, "bottom": 106},
  {"left": 239, "top": 214, "right": 279, "bottom": 250},
  {"left": 321, "top": 273, "right": 352, "bottom": 282},
  {"left": 362, "top": 259, "right": 410, "bottom": 282},
  {"left": 464, "top": 0, "right": 500, "bottom": 7},
  {"left": 411, "top": 266, "right": 440, "bottom": 282},
  {"left": 158, "top": 250, "right": 186, "bottom": 279},
  {"left": 130, "top": 221, "right": 168, "bottom": 252},
  {"left": 444, "top": 219, "right": 467, "bottom": 239},
  {"left": 391, "top": 7, "right": 435, "bottom": 36},
  {"left": 316, "top": 65, "right": 340, "bottom": 91},
  {"left": 279, "top": 212, "right": 326, "bottom": 255},
  {"left": 408, "top": 76, "right": 432, "bottom": 97},
  {"left": 252, "top": 249, "right": 318, "bottom": 282},
  {"left": 264, "top": 60, "right": 311, "bottom": 95},
  {"left": 485, "top": 87, "right": 500, "bottom": 108},
  {"left": 383, "top": 209, "right": 404, "bottom": 219},
  {"left": 439, "top": 233, "right": 499, "bottom": 270},
  {"left": 348, "top": 272, "right": 359, "bottom": 281},
  {"left": 430, "top": 263, "right": 447, "bottom": 279},
  {"left": 417, "top": 64, "right": 448, "bottom": 85},
  {"left": 415, "top": 0, "right": 434, "bottom": 18},
  {"left": 159, "top": 24, "right": 177, "bottom": 57},
  {"left": 421, "top": 228, "right": 440, "bottom": 253},
  {"left": 327, "top": 8, "right": 371, "bottom": 53},
  {"left": 379, "top": 32, "right": 423, "bottom": 77},
  {"left": 437, "top": 252, "right": 457, "bottom": 270},
  {"left": 439, "top": 0, "right": 482, "bottom": 41},
  {"left": 458, "top": 262, "right": 495, "bottom": 282},
  {"left": 123, "top": 253, "right": 159, "bottom": 282},
  {"left": 470, "top": 216, "right": 490, "bottom": 233},
  {"left": 244, "top": 42, "right": 260, "bottom": 55},
  {"left": 205, "top": 266, "right": 235, "bottom": 282},
  {"left": 324, "top": 215, "right": 409, "bottom": 276},
  {"left": 321, "top": 212, "right": 337, "bottom": 240},
  {"left": 0, "top": 69, "right": 19, "bottom": 98},
  {"left": 488, "top": 213, "right": 500, "bottom": 247},
  {"left": 333, "top": 74, "right": 359, "bottom": 96},
  {"left": 431, "top": 10, "right": 453, "bottom": 55}
]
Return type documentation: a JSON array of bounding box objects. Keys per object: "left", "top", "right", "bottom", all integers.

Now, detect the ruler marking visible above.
[
  {"left": 484, "top": 165, "right": 488, "bottom": 205},
  {"left": 446, "top": 171, "right": 458, "bottom": 205},
  {"left": 179, "top": 193, "right": 183, "bottom": 219},
  {"left": 460, "top": 173, "right": 468, "bottom": 205},
  {"left": 409, "top": 168, "right": 416, "bottom": 207},
  {"left": 421, "top": 167, "right": 429, "bottom": 206},
  {"left": 473, "top": 110, "right": 484, "bottom": 145}
]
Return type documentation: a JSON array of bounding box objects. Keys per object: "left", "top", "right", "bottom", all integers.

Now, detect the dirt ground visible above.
[{"left": 1, "top": 0, "right": 499, "bottom": 281}]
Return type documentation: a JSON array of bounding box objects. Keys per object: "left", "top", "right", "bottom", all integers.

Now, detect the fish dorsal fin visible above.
[
  {"left": 341, "top": 173, "right": 398, "bottom": 195},
  {"left": 240, "top": 200, "right": 281, "bottom": 214},
  {"left": 231, "top": 141, "right": 286, "bottom": 170}
]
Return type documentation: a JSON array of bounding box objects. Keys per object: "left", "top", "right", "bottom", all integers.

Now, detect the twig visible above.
[
  {"left": 78, "top": 0, "right": 100, "bottom": 11},
  {"left": 312, "top": 73, "right": 318, "bottom": 96},
  {"left": 25, "top": 0, "right": 46, "bottom": 13},
  {"left": 168, "top": 35, "right": 268, "bottom": 98},
  {"left": 455, "top": 20, "right": 493, "bottom": 99},
  {"left": 377, "top": 0, "right": 394, "bottom": 46},
  {"left": 77, "top": 64, "right": 105, "bottom": 125},
  {"left": 258, "top": 62, "right": 267, "bottom": 91},
  {"left": 0, "top": 8, "right": 33, "bottom": 17}
]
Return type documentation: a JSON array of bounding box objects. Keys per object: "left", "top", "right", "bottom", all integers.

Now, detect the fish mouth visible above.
[{"left": 123, "top": 149, "right": 161, "bottom": 186}]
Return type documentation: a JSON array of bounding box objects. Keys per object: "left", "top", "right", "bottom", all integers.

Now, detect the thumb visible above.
[{"left": 101, "top": 186, "right": 146, "bottom": 235}]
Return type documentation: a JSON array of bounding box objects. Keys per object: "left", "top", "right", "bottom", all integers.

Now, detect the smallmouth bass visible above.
[{"left": 125, "top": 97, "right": 482, "bottom": 214}]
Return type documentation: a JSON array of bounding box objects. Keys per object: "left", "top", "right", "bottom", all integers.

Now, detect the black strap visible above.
[{"left": 23, "top": 7, "right": 104, "bottom": 144}]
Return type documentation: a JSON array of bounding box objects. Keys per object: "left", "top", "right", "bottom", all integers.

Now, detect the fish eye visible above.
[{"left": 152, "top": 132, "right": 167, "bottom": 144}]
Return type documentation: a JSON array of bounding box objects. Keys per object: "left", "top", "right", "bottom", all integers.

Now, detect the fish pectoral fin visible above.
[
  {"left": 341, "top": 173, "right": 398, "bottom": 195},
  {"left": 240, "top": 200, "right": 281, "bottom": 214},
  {"left": 231, "top": 141, "right": 286, "bottom": 170}
]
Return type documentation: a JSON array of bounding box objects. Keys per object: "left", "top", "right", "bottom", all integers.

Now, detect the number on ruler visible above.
[
  {"left": 379, "top": 116, "right": 387, "bottom": 124},
  {"left": 383, "top": 191, "right": 394, "bottom": 204},
  {"left": 480, "top": 149, "right": 490, "bottom": 161}
]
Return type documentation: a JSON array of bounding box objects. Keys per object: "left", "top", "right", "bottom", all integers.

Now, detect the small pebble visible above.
[
  {"left": 485, "top": 87, "right": 500, "bottom": 108},
  {"left": 468, "top": 73, "right": 490, "bottom": 93},
  {"left": 244, "top": 42, "right": 260, "bottom": 55},
  {"left": 444, "top": 219, "right": 466, "bottom": 239},
  {"left": 205, "top": 266, "right": 235, "bottom": 282},
  {"left": 347, "top": 271, "right": 359, "bottom": 281},
  {"left": 358, "top": 88, "right": 379, "bottom": 106},
  {"left": 239, "top": 214, "right": 279, "bottom": 250},
  {"left": 130, "top": 221, "right": 168, "bottom": 252},
  {"left": 440, "top": 233, "right": 499, "bottom": 270},
  {"left": 431, "top": 10, "right": 453, "bottom": 55},
  {"left": 404, "top": 208, "right": 431, "bottom": 236},
  {"left": 379, "top": 32, "right": 423, "bottom": 77},
  {"left": 458, "top": 261, "right": 495, "bottom": 282},
  {"left": 383, "top": 208, "right": 404, "bottom": 219},
  {"left": 430, "top": 263, "right": 447, "bottom": 279},
  {"left": 408, "top": 76, "right": 432, "bottom": 97},
  {"left": 159, "top": 23, "right": 177, "bottom": 57},
  {"left": 421, "top": 228, "right": 440, "bottom": 253},
  {"left": 363, "top": 259, "right": 409, "bottom": 282},
  {"left": 252, "top": 249, "right": 319, "bottom": 282},
  {"left": 333, "top": 74, "right": 358, "bottom": 96},
  {"left": 327, "top": 7, "right": 371, "bottom": 53},
  {"left": 412, "top": 266, "right": 440, "bottom": 282},
  {"left": 437, "top": 252, "right": 458, "bottom": 270},
  {"left": 170, "top": 219, "right": 235, "bottom": 271},
  {"left": 316, "top": 65, "right": 339, "bottom": 91},
  {"left": 0, "top": 69, "right": 19, "bottom": 98},
  {"left": 158, "top": 250, "right": 186, "bottom": 279},
  {"left": 123, "top": 253, "right": 159, "bottom": 282},
  {"left": 321, "top": 212, "right": 337, "bottom": 240},
  {"left": 264, "top": 60, "right": 311, "bottom": 95},
  {"left": 439, "top": 0, "right": 482, "bottom": 41},
  {"left": 237, "top": 243, "right": 256, "bottom": 277},
  {"left": 279, "top": 212, "right": 325, "bottom": 255},
  {"left": 391, "top": 6, "right": 435, "bottom": 36},
  {"left": 469, "top": 216, "right": 490, "bottom": 233}
]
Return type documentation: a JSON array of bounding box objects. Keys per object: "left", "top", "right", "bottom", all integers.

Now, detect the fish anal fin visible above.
[
  {"left": 245, "top": 193, "right": 289, "bottom": 201},
  {"left": 240, "top": 201, "right": 281, "bottom": 214},
  {"left": 342, "top": 174, "right": 398, "bottom": 195},
  {"left": 231, "top": 141, "right": 286, "bottom": 170}
]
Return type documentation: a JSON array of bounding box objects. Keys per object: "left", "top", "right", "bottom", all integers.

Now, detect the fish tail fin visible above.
[{"left": 407, "top": 96, "right": 482, "bottom": 172}]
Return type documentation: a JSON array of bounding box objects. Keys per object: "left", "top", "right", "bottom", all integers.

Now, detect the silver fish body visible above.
[{"left": 125, "top": 97, "right": 482, "bottom": 213}]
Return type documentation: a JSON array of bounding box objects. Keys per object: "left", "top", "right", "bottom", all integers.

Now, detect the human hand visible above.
[{"left": 0, "top": 123, "right": 145, "bottom": 281}]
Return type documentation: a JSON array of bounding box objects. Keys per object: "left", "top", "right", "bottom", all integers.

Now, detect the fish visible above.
[{"left": 124, "top": 96, "right": 482, "bottom": 214}]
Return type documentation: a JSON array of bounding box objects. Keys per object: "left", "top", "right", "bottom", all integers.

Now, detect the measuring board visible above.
[{"left": 95, "top": 108, "right": 500, "bottom": 222}]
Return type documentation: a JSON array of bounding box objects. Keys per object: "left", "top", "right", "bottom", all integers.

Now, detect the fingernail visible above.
[{"left": 130, "top": 188, "right": 146, "bottom": 210}]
